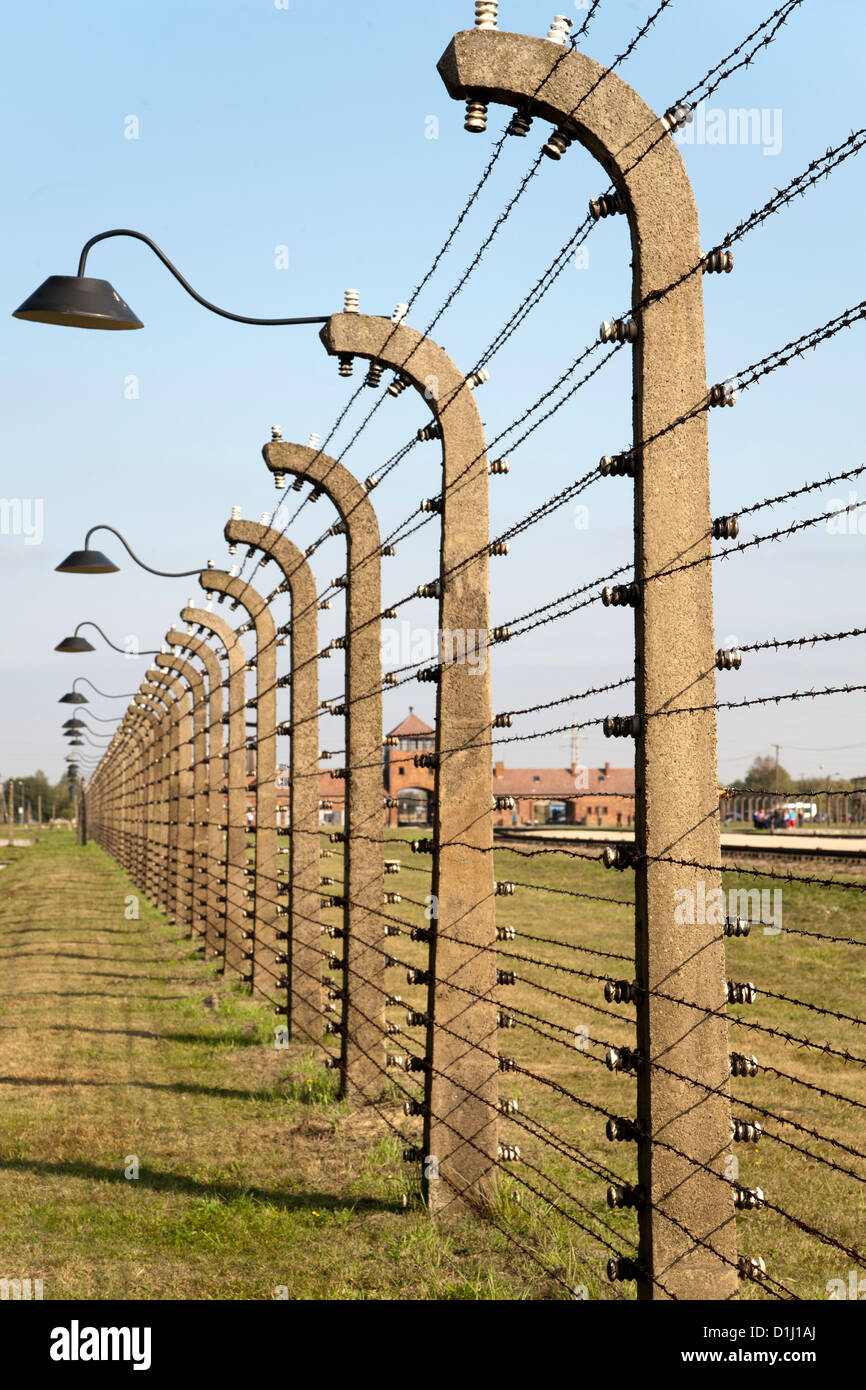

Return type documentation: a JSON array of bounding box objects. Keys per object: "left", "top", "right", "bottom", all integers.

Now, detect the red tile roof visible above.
[
  {"left": 492, "top": 765, "right": 635, "bottom": 797},
  {"left": 387, "top": 712, "right": 434, "bottom": 737}
]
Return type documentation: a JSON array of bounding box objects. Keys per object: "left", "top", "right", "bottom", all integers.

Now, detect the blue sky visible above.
[{"left": 2, "top": 0, "right": 864, "bottom": 788}]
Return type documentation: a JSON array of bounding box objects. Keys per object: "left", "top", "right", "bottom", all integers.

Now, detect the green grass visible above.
[
  {"left": 1, "top": 828, "right": 863, "bottom": 1300},
  {"left": 367, "top": 829, "right": 866, "bottom": 1301},
  {"left": 0, "top": 831, "right": 552, "bottom": 1299}
]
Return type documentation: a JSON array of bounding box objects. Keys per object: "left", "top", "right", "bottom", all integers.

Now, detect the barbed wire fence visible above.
[{"left": 82, "top": 3, "right": 866, "bottom": 1301}]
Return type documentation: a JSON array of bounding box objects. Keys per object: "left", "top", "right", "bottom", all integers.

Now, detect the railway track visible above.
[{"left": 493, "top": 828, "right": 866, "bottom": 873}]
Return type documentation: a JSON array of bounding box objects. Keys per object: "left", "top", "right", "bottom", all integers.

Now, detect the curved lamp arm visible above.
[
  {"left": 73, "top": 676, "right": 137, "bottom": 699},
  {"left": 83, "top": 526, "right": 204, "bottom": 578},
  {"left": 66, "top": 709, "right": 123, "bottom": 729},
  {"left": 73, "top": 621, "right": 159, "bottom": 657},
  {"left": 77, "top": 230, "right": 329, "bottom": 327}
]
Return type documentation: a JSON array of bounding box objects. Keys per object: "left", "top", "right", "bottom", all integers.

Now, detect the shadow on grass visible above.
[
  {"left": 0, "top": 1155, "right": 399, "bottom": 1215},
  {"left": 0, "top": 1024, "right": 266, "bottom": 1047},
  {"left": 0, "top": 969, "right": 184, "bottom": 982},
  {"left": 0, "top": 926, "right": 159, "bottom": 936},
  {"left": 0, "top": 1074, "right": 309, "bottom": 1102},
  {"left": 0, "top": 952, "right": 171, "bottom": 965},
  {"left": 0, "top": 992, "right": 197, "bottom": 1001}
]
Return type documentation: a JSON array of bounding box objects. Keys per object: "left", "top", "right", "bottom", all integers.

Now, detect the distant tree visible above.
[
  {"left": 745, "top": 754, "right": 793, "bottom": 793},
  {"left": 52, "top": 773, "right": 76, "bottom": 820},
  {"left": 4, "top": 770, "right": 77, "bottom": 821},
  {"left": 12, "top": 770, "right": 52, "bottom": 820}
]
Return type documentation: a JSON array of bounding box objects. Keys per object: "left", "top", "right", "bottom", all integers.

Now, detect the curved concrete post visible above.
[
  {"left": 86, "top": 759, "right": 106, "bottom": 853},
  {"left": 135, "top": 691, "right": 171, "bottom": 904},
  {"left": 77, "top": 781, "right": 88, "bottom": 845},
  {"left": 316, "top": 314, "right": 497, "bottom": 1210},
  {"left": 167, "top": 626, "right": 226, "bottom": 958},
  {"left": 180, "top": 603, "right": 247, "bottom": 980},
  {"left": 261, "top": 442, "right": 386, "bottom": 1098},
  {"left": 90, "top": 727, "right": 121, "bottom": 862},
  {"left": 438, "top": 29, "right": 733, "bottom": 1296},
  {"left": 110, "top": 728, "right": 132, "bottom": 871},
  {"left": 157, "top": 652, "right": 207, "bottom": 940},
  {"left": 123, "top": 701, "right": 158, "bottom": 895},
  {"left": 223, "top": 518, "right": 322, "bottom": 1047},
  {"left": 112, "top": 721, "right": 143, "bottom": 875},
  {"left": 199, "top": 568, "right": 279, "bottom": 1001},
  {"left": 146, "top": 667, "right": 193, "bottom": 925},
  {"left": 83, "top": 778, "right": 97, "bottom": 846},
  {"left": 124, "top": 707, "right": 157, "bottom": 888},
  {"left": 137, "top": 686, "right": 174, "bottom": 911},
  {"left": 88, "top": 743, "right": 110, "bottom": 856}
]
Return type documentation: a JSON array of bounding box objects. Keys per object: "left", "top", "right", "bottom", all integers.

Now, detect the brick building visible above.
[
  {"left": 383, "top": 710, "right": 436, "bottom": 827},
  {"left": 249, "top": 710, "right": 634, "bottom": 829},
  {"left": 491, "top": 759, "right": 634, "bottom": 828}
]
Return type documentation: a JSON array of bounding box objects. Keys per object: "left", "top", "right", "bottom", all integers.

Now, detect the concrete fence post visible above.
[
  {"left": 318, "top": 312, "right": 498, "bottom": 1212},
  {"left": 438, "top": 24, "right": 736, "bottom": 1292},
  {"left": 146, "top": 667, "right": 193, "bottom": 926},
  {"left": 180, "top": 603, "right": 247, "bottom": 980},
  {"left": 198, "top": 567, "right": 279, "bottom": 1000},
  {"left": 137, "top": 686, "right": 175, "bottom": 914},
  {"left": 128, "top": 701, "right": 160, "bottom": 899},
  {"left": 222, "top": 517, "right": 323, "bottom": 1047},
  {"left": 261, "top": 440, "right": 386, "bottom": 1099},
  {"left": 156, "top": 653, "right": 208, "bottom": 941},
  {"left": 167, "top": 626, "right": 227, "bottom": 958},
  {"left": 125, "top": 710, "right": 143, "bottom": 883}
]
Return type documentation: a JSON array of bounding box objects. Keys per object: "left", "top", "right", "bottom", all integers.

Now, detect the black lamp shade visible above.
[
  {"left": 56, "top": 549, "right": 119, "bottom": 575},
  {"left": 68, "top": 739, "right": 85, "bottom": 746},
  {"left": 59, "top": 691, "right": 88, "bottom": 704},
  {"left": 62, "top": 718, "right": 85, "bottom": 729},
  {"left": 55, "top": 635, "right": 96, "bottom": 653},
  {"left": 12, "top": 275, "right": 143, "bottom": 330}
]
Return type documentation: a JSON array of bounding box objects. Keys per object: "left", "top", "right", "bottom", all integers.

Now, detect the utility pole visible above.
[{"left": 773, "top": 743, "right": 781, "bottom": 795}]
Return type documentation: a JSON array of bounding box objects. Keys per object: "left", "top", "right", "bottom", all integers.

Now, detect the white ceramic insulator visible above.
[
  {"left": 259, "top": 512, "right": 270, "bottom": 526},
  {"left": 344, "top": 289, "right": 359, "bottom": 314},
  {"left": 546, "top": 14, "right": 572, "bottom": 43},
  {"left": 475, "top": 1, "right": 498, "bottom": 29},
  {"left": 308, "top": 432, "right": 321, "bottom": 449},
  {"left": 231, "top": 504, "right": 242, "bottom": 519},
  {"left": 271, "top": 425, "right": 282, "bottom": 440},
  {"left": 392, "top": 303, "right": 409, "bottom": 323}
]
